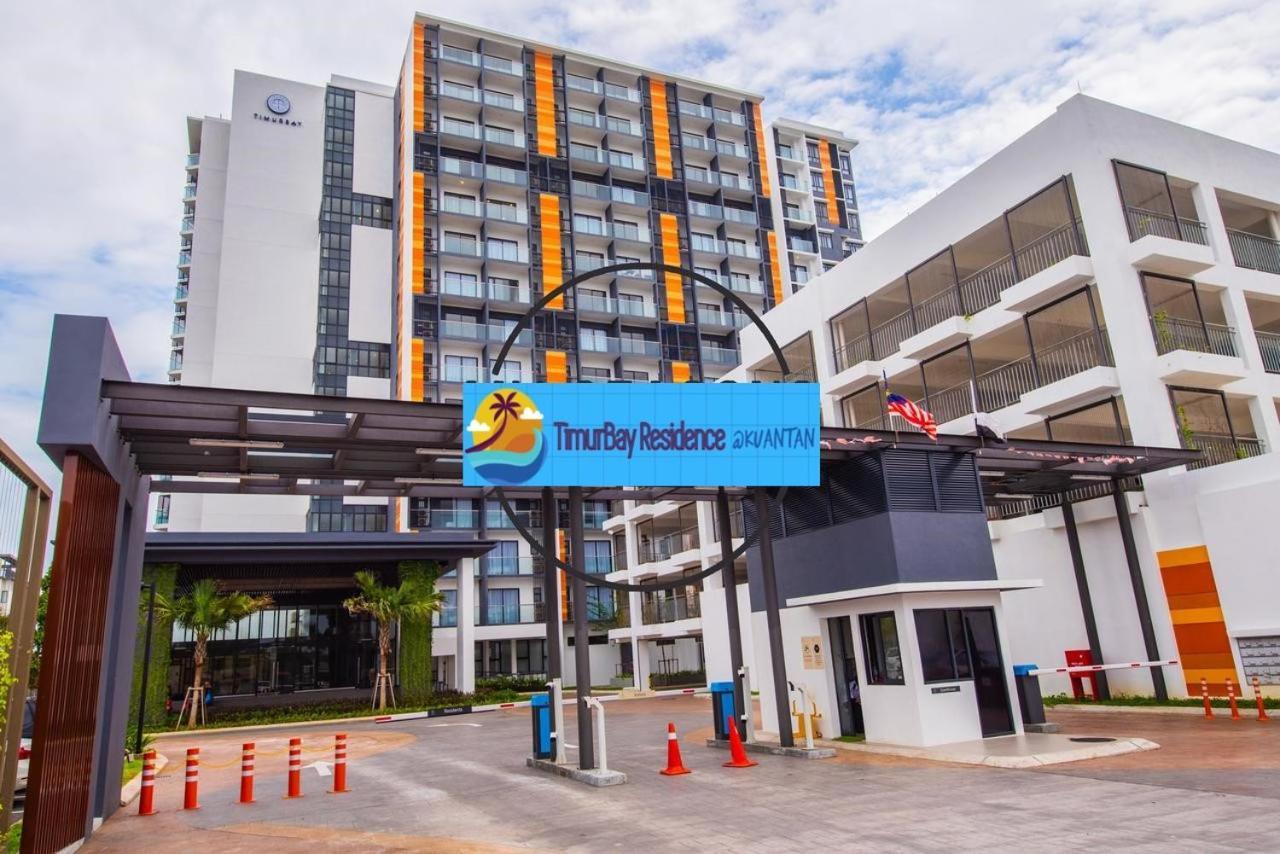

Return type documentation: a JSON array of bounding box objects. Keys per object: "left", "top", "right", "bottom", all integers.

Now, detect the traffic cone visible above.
[
  {"left": 1227, "top": 678, "right": 1241, "bottom": 721},
  {"left": 659, "top": 722, "right": 691, "bottom": 776},
  {"left": 183, "top": 748, "right": 200, "bottom": 810},
  {"left": 722, "top": 718, "right": 757, "bottom": 768},
  {"left": 137, "top": 749, "right": 157, "bottom": 816},
  {"left": 1201, "top": 677, "right": 1213, "bottom": 719}
]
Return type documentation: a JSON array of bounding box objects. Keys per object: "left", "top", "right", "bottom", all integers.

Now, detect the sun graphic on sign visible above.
[{"left": 464, "top": 388, "right": 547, "bottom": 485}]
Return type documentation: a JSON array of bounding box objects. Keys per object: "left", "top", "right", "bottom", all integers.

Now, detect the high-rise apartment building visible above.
[
  {"left": 157, "top": 14, "right": 863, "bottom": 695},
  {"left": 767, "top": 119, "right": 864, "bottom": 293}
]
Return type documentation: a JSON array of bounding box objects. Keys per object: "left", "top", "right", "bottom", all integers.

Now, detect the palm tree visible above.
[
  {"left": 343, "top": 570, "right": 443, "bottom": 710},
  {"left": 154, "top": 580, "right": 271, "bottom": 727}
]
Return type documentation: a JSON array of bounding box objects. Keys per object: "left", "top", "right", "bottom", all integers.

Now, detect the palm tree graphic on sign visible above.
[{"left": 468, "top": 390, "right": 521, "bottom": 453}]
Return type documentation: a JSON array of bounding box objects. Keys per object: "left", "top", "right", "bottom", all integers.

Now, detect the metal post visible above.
[
  {"left": 752, "top": 488, "right": 793, "bottom": 747},
  {"left": 134, "top": 582, "right": 157, "bottom": 756},
  {"left": 739, "top": 665, "right": 755, "bottom": 742},
  {"left": 541, "top": 487, "right": 561, "bottom": 683},
  {"left": 1060, "top": 502, "right": 1110, "bottom": 699},
  {"left": 568, "top": 487, "right": 595, "bottom": 769},
  {"left": 715, "top": 488, "right": 748, "bottom": 737},
  {"left": 1111, "top": 481, "right": 1168, "bottom": 701}
]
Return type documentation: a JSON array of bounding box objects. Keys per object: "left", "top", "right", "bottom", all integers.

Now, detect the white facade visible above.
[{"left": 723, "top": 94, "right": 1280, "bottom": 711}]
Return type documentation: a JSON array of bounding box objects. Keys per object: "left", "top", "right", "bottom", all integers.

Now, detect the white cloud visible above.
[
  {"left": 466, "top": 419, "right": 491, "bottom": 433},
  {"left": 1, "top": 0, "right": 1276, "bottom": 495},
  {"left": 519, "top": 407, "right": 544, "bottom": 421}
]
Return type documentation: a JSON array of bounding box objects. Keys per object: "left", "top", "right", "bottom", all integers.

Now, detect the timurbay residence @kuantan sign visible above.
[{"left": 462, "top": 383, "right": 821, "bottom": 487}]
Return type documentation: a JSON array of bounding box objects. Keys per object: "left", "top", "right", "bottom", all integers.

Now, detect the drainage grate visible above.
[{"left": 1068, "top": 736, "right": 1116, "bottom": 743}]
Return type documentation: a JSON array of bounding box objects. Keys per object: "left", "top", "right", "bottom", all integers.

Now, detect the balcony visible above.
[
  {"left": 440, "top": 157, "right": 527, "bottom": 186},
  {"left": 604, "top": 82, "right": 640, "bottom": 103},
  {"left": 177, "top": 251, "right": 192, "bottom": 268},
  {"left": 484, "top": 508, "right": 543, "bottom": 530},
  {"left": 440, "top": 236, "right": 482, "bottom": 258},
  {"left": 567, "top": 74, "right": 604, "bottom": 95},
  {"left": 1125, "top": 206, "right": 1209, "bottom": 246},
  {"left": 180, "top": 216, "right": 194, "bottom": 234},
  {"left": 713, "top": 107, "right": 746, "bottom": 127},
  {"left": 1228, "top": 229, "right": 1280, "bottom": 275},
  {"left": 441, "top": 118, "right": 482, "bottom": 141},
  {"left": 441, "top": 275, "right": 529, "bottom": 304},
  {"left": 486, "top": 243, "right": 528, "bottom": 264},
  {"left": 484, "top": 126, "right": 525, "bottom": 149},
  {"left": 577, "top": 293, "right": 657, "bottom": 319},
  {"left": 440, "top": 44, "right": 481, "bottom": 67},
  {"left": 440, "top": 82, "right": 481, "bottom": 103},
  {"left": 482, "top": 54, "right": 522, "bottom": 77},
  {"left": 700, "top": 344, "right": 740, "bottom": 366},
  {"left": 483, "top": 90, "right": 523, "bottom": 112},
  {"left": 677, "top": 101, "right": 714, "bottom": 121},
  {"left": 1151, "top": 316, "right": 1246, "bottom": 388},
  {"left": 780, "top": 175, "right": 809, "bottom": 193},
  {"left": 1257, "top": 330, "right": 1280, "bottom": 373},
  {"left": 1125, "top": 209, "right": 1215, "bottom": 277},
  {"left": 412, "top": 507, "right": 478, "bottom": 529},
  {"left": 440, "top": 196, "right": 529, "bottom": 224},
  {"left": 639, "top": 524, "right": 700, "bottom": 563},
  {"left": 478, "top": 603, "right": 545, "bottom": 626},
  {"left": 580, "top": 334, "right": 661, "bottom": 358},
  {"left": 171, "top": 317, "right": 186, "bottom": 338},
  {"left": 573, "top": 219, "right": 651, "bottom": 243},
  {"left": 185, "top": 153, "right": 199, "bottom": 169},
  {"left": 698, "top": 308, "right": 749, "bottom": 330},
  {"left": 174, "top": 283, "right": 189, "bottom": 302},
  {"left": 168, "top": 350, "right": 183, "bottom": 373},
  {"left": 784, "top": 208, "right": 814, "bottom": 224},
  {"left": 571, "top": 179, "right": 650, "bottom": 209},
  {"left": 439, "top": 319, "right": 532, "bottom": 347},
  {"left": 480, "top": 555, "right": 542, "bottom": 576},
  {"left": 182, "top": 184, "right": 197, "bottom": 200},
  {"left": 440, "top": 363, "right": 482, "bottom": 383},
  {"left": 1184, "top": 433, "right": 1266, "bottom": 469},
  {"left": 1151, "top": 316, "right": 1237, "bottom": 357},
  {"left": 641, "top": 594, "right": 701, "bottom": 625},
  {"left": 789, "top": 238, "right": 817, "bottom": 255}
]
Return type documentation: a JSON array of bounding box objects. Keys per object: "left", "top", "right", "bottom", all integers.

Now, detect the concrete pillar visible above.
[
  {"left": 511, "top": 639, "right": 519, "bottom": 675},
  {"left": 455, "top": 559, "right": 476, "bottom": 693},
  {"left": 633, "top": 638, "right": 651, "bottom": 691}
]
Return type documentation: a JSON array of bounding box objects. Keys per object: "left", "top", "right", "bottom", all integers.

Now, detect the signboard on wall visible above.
[
  {"left": 462, "top": 383, "right": 820, "bottom": 487},
  {"left": 801, "top": 636, "right": 825, "bottom": 670}
]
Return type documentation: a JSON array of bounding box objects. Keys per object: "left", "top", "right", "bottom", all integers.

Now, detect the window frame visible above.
[{"left": 859, "top": 611, "right": 905, "bottom": 686}]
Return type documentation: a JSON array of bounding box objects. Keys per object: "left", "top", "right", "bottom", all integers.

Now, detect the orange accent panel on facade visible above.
[
  {"left": 534, "top": 52, "right": 558, "bottom": 157},
  {"left": 545, "top": 350, "right": 568, "bottom": 383},
  {"left": 817, "top": 139, "right": 840, "bottom": 224},
  {"left": 412, "top": 172, "right": 425, "bottom": 295},
  {"left": 671, "top": 362, "right": 691, "bottom": 383},
  {"left": 766, "top": 231, "right": 785, "bottom": 305},
  {"left": 1157, "top": 546, "right": 1237, "bottom": 694},
  {"left": 539, "top": 193, "right": 564, "bottom": 309},
  {"left": 410, "top": 338, "right": 425, "bottom": 403},
  {"left": 649, "top": 78, "right": 673, "bottom": 179},
  {"left": 412, "top": 24, "right": 425, "bottom": 134},
  {"left": 557, "top": 528, "right": 568, "bottom": 621},
  {"left": 751, "top": 103, "right": 771, "bottom": 198},
  {"left": 659, "top": 213, "right": 685, "bottom": 324}
]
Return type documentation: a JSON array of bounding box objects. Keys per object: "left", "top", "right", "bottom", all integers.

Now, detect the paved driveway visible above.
[{"left": 83, "top": 697, "right": 1280, "bottom": 852}]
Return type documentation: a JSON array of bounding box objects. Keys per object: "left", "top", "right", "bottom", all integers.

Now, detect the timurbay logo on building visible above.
[{"left": 463, "top": 383, "right": 821, "bottom": 487}]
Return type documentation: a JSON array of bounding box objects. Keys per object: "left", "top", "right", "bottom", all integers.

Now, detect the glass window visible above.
[
  {"left": 915, "top": 609, "right": 973, "bottom": 683},
  {"left": 859, "top": 611, "right": 904, "bottom": 685}
]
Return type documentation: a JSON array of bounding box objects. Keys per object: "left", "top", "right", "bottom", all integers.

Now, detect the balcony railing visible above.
[
  {"left": 182, "top": 184, "right": 197, "bottom": 200},
  {"left": 413, "top": 508, "right": 478, "bottom": 529},
  {"left": 698, "top": 309, "right": 749, "bottom": 329},
  {"left": 1256, "top": 330, "right": 1280, "bottom": 373},
  {"left": 678, "top": 101, "right": 714, "bottom": 120},
  {"left": 177, "top": 251, "right": 191, "bottom": 267},
  {"left": 480, "top": 555, "right": 541, "bottom": 576},
  {"left": 641, "top": 595, "right": 701, "bottom": 624},
  {"left": 700, "top": 344, "right": 740, "bottom": 365},
  {"left": 1184, "top": 433, "right": 1266, "bottom": 469},
  {"left": 486, "top": 243, "right": 528, "bottom": 263},
  {"left": 639, "top": 525, "right": 701, "bottom": 563},
  {"left": 185, "top": 153, "right": 200, "bottom": 168},
  {"left": 1150, "top": 316, "right": 1238, "bottom": 357},
  {"left": 580, "top": 334, "right": 662, "bottom": 358},
  {"left": 710, "top": 508, "right": 745, "bottom": 542},
  {"left": 440, "top": 157, "right": 527, "bottom": 186},
  {"left": 753, "top": 367, "right": 816, "bottom": 383},
  {"left": 789, "top": 238, "right": 817, "bottom": 254},
  {"left": 1125, "top": 206, "right": 1209, "bottom": 246},
  {"left": 571, "top": 179, "right": 649, "bottom": 207},
  {"left": 484, "top": 127, "right": 524, "bottom": 148},
  {"left": 484, "top": 508, "right": 543, "bottom": 530},
  {"left": 1227, "top": 229, "right": 1280, "bottom": 275},
  {"left": 440, "top": 320, "right": 532, "bottom": 346},
  {"left": 478, "top": 603, "right": 545, "bottom": 626},
  {"left": 483, "top": 90, "right": 523, "bottom": 112}
]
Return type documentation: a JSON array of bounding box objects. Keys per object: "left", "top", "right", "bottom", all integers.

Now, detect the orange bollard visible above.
[
  {"left": 239, "top": 742, "right": 255, "bottom": 804},
  {"left": 1227, "top": 677, "right": 1241, "bottom": 720},
  {"left": 1253, "top": 676, "right": 1270, "bottom": 722},
  {"left": 331, "top": 733, "right": 348, "bottom": 794},
  {"left": 1201, "top": 677, "right": 1213, "bottom": 719},
  {"left": 722, "top": 717, "right": 757, "bottom": 769},
  {"left": 659, "top": 722, "right": 691, "bottom": 776},
  {"left": 285, "top": 737, "right": 303, "bottom": 798},
  {"left": 183, "top": 748, "right": 200, "bottom": 810},
  {"left": 137, "top": 749, "right": 158, "bottom": 816}
]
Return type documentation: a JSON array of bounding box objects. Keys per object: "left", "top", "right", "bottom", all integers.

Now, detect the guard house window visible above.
[
  {"left": 914, "top": 609, "right": 973, "bottom": 683},
  {"left": 859, "top": 612, "right": 904, "bottom": 685}
]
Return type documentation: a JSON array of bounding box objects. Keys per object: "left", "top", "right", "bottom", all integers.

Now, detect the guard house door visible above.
[
  {"left": 826, "top": 616, "right": 862, "bottom": 737},
  {"left": 964, "top": 609, "right": 1014, "bottom": 737}
]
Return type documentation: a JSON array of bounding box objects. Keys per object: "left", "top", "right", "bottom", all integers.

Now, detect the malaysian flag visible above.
[{"left": 886, "top": 392, "right": 938, "bottom": 440}]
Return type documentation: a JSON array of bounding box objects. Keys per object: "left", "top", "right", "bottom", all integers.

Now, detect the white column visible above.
[
  {"left": 511, "top": 638, "right": 519, "bottom": 675},
  {"left": 455, "top": 559, "right": 476, "bottom": 693},
  {"left": 633, "top": 637, "right": 652, "bottom": 692}
]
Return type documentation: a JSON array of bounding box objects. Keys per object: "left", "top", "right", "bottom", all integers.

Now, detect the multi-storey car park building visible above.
[
  {"left": 720, "top": 95, "right": 1280, "bottom": 726},
  {"left": 155, "top": 14, "right": 865, "bottom": 699}
]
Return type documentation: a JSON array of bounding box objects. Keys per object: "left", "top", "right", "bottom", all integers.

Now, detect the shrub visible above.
[
  {"left": 477, "top": 674, "right": 548, "bottom": 693},
  {"left": 651, "top": 670, "right": 706, "bottom": 689}
]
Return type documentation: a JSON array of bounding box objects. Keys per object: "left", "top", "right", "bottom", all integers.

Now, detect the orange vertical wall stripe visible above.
[
  {"left": 671, "top": 362, "right": 691, "bottom": 383},
  {"left": 556, "top": 528, "right": 569, "bottom": 621},
  {"left": 1157, "top": 546, "right": 1237, "bottom": 695},
  {"left": 659, "top": 213, "right": 685, "bottom": 324},
  {"left": 751, "top": 102, "right": 771, "bottom": 198},
  {"left": 817, "top": 139, "right": 839, "bottom": 224},
  {"left": 534, "top": 52, "right": 557, "bottom": 157},
  {"left": 539, "top": 193, "right": 564, "bottom": 309},
  {"left": 545, "top": 349, "right": 567, "bottom": 384},
  {"left": 412, "top": 24, "right": 425, "bottom": 133},
  {"left": 766, "top": 232, "right": 784, "bottom": 305},
  {"left": 410, "top": 338, "right": 425, "bottom": 403},
  {"left": 649, "top": 78, "right": 673, "bottom": 179},
  {"left": 412, "top": 172, "right": 425, "bottom": 295}
]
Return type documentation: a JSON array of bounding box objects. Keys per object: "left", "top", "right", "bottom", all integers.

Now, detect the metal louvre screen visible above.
[
  {"left": 882, "top": 450, "right": 937, "bottom": 511},
  {"left": 780, "top": 487, "right": 831, "bottom": 536},
  {"left": 828, "top": 455, "right": 888, "bottom": 522},
  {"left": 930, "top": 453, "right": 984, "bottom": 512}
]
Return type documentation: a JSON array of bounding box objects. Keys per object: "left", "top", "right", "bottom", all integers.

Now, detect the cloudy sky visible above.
[{"left": 1, "top": 0, "right": 1278, "bottom": 489}]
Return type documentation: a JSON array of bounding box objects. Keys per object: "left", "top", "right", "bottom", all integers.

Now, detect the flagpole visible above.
[{"left": 970, "top": 379, "right": 984, "bottom": 449}]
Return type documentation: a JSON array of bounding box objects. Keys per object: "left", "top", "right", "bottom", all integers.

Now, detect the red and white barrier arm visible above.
[
  {"left": 374, "top": 686, "right": 709, "bottom": 725},
  {"left": 1027, "top": 659, "right": 1179, "bottom": 677}
]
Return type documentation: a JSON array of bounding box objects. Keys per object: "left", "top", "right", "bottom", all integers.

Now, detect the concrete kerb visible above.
[
  {"left": 704, "top": 738, "right": 836, "bottom": 759},
  {"left": 814, "top": 735, "right": 1161, "bottom": 768},
  {"left": 1049, "top": 703, "right": 1219, "bottom": 716},
  {"left": 120, "top": 753, "right": 168, "bottom": 806},
  {"left": 526, "top": 757, "right": 627, "bottom": 787}
]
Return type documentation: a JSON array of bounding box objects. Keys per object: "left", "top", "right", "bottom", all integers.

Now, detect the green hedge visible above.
[
  {"left": 129, "top": 564, "right": 178, "bottom": 730},
  {"left": 1043, "top": 692, "right": 1280, "bottom": 709},
  {"left": 477, "top": 674, "right": 548, "bottom": 693},
  {"left": 397, "top": 560, "right": 440, "bottom": 702},
  {"left": 651, "top": 670, "right": 706, "bottom": 689}
]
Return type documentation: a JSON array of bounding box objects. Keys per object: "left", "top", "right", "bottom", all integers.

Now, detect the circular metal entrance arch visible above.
[{"left": 485, "top": 260, "right": 794, "bottom": 593}]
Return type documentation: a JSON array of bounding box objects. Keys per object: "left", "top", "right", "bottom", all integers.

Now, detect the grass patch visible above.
[
  {"left": 1043, "top": 692, "right": 1280, "bottom": 710},
  {"left": 150, "top": 689, "right": 522, "bottom": 733},
  {"left": 833, "top": 735, "right": 866, "bottom": 743},
  {"left": 5, "top": 822, "right": 18, "bottom": 854},
  {"left": 122, "top": 756, "right": 144, "bottom": 785}
]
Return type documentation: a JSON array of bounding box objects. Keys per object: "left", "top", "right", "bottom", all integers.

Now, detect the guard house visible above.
[{"left": 744, "top": 429, "right": 1197, "bottom": 748}]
